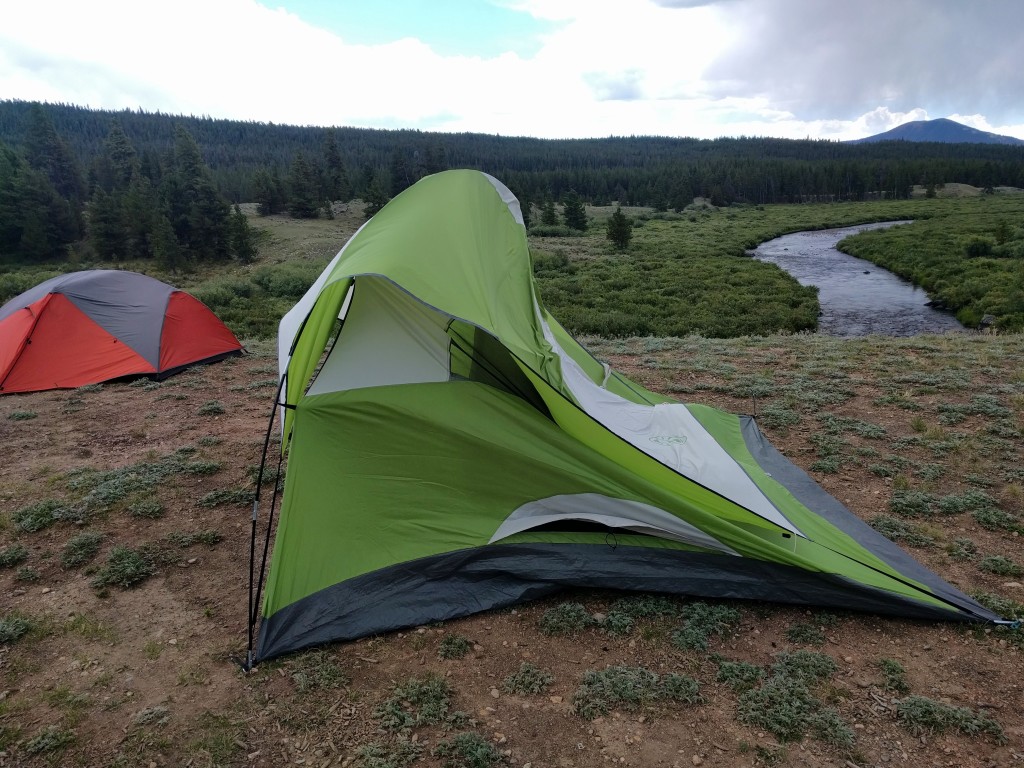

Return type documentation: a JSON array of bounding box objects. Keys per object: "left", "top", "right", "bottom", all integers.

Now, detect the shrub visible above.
[
  {"left": 869, "top": 515, "right": 935, "bottom": 547},
  {"left": 978, "top": 555, "right": 1023, "bottom": 577},
  {"left": 373, "top": 674, "right": 462, "bottom": 731},
  {"left": 12, "top": 499, "right": 69, "bottom": 532}
]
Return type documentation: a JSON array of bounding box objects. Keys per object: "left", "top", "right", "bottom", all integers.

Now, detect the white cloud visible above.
[{"left": 1, "top": 0, "right": 1022, "bottom": 140}]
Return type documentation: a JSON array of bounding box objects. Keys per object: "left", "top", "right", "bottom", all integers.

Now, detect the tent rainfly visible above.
[
  {"left": 0, "top": 270, "right": 243, "bottom": 394},
  {"left": 246, "top": 169, "right": 1008, "bottom": 666}
]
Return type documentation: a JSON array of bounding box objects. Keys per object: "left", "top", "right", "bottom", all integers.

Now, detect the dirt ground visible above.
[{"left": 1, "top": 333, "right": 1022, "bottom": 768}]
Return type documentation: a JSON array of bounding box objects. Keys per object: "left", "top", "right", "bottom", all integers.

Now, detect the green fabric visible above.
[{"left": 285, "top": 171, "right": 564, "bottom": 417}]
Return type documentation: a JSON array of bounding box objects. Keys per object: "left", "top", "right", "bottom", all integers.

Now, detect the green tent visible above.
[{"left": 248, "top": 169, "right": 1001, "bottom": 665}]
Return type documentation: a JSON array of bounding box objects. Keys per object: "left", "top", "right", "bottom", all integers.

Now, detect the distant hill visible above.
[{"left": 848, "top": 117, "right": 1024, "bottom": 146}]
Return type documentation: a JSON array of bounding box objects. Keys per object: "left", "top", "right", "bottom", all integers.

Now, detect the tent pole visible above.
[{"left": 243, "top": 372, "right": 288, "bottom": 671}]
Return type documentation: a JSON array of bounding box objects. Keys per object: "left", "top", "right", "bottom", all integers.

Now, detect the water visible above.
[{"left": 752, "top": 221, "right": 965, "bottom": 337}]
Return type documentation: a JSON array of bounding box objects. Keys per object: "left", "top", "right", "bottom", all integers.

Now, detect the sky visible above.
[{"left": 3, "top": 0, "right": 1024, "bottom": 142}]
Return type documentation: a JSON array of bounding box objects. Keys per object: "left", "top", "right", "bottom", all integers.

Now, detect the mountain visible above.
[{"left": 848, "top": 118, "right": 1024, "bottom": 145}]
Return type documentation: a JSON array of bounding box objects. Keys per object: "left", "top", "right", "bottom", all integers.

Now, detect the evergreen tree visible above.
[
  {"left": 153, "top": 211, "right": 185, "bottom": 272},
  {"left": 519, "top": 194, "right": 532, "bottom": 229},
  {"left": 321, "top": 129, "right": 350, "bottom": 202},
  {"left": 362, "top": 174, "right": 390, "bottom": 219},
  {"left": 230, "top": 204, "right": 258, "bottom": 264},
  {"left": 606, "top": 206, "right": 632, "bottom": 251},
  {"left": 87, "top": 187, "right": 125, "bottom": 260},
  {"left": 540, "top": 198, "right": 557, "bottom": 226},
  {"left": 252, "top": 168, "right": 285, "bottom": 215},
  {"left": 388, "top": 148, "right": 414, "bottom": 197},
  {"left": 288, "top": 151, "right": 320, "bottom": 218},
  {"left": 561, "top": 189, "right": 587, "bottom": 231},
  {"left": 163, "top": 124, "right": 231, "bottom": 261}
]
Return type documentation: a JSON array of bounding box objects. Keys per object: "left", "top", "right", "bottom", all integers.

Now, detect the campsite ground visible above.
[
  {"left": 1, "top": 203, "right": 1023, "bottom": 767},
  {"left": 2, "top": 331, "right": 1022, "bottom": 768}
]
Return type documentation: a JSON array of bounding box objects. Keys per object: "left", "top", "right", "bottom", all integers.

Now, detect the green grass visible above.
[
  {"left": 12, "top": 498, "right": 71, "bottom": 532},
  {"left": 572, "top": 665, "right": 702, "bottom": 720},
  {"left": 502, "top": 663, "right": 554, "bottom": 695},
  {"left": 0, "top": 543, "right": 28, "bottom": 568},
  {"left": 433, "top": 732, "right": 504, "bottom": 768},
  {"left": 878, "top": 658, "right": 910, "bottom": 694},
  {"left": 715, "top": 659, "right": 765, "bottom": 692},
  {"left": 357, "top": 738, "right": 424, "bottom": 768},
  {"left": 197, "top": 400, "right": 226, "bottom": 415},
  {"left": 61, "top": 531, "right": 103, "bottom": 568},
  {"left": 0, "top": 613, "right": 35, "bottom": 644},
  {"left": 671, "top": 602, "right": 742, "bottom": 651},
  {"left": 90, "top": 546, "right": 157, "bottom": 589},
  {"left": 736, "top": 651, "right": 852, "bottom": 748},
  {"left": 438, "top": 634, "right": 472, "bottom": 660},
  {"left": 289, "top": 649, "right": 349, "bottom": 692},
  {"left": 373, "top": 674, "right": 466, "bottom": 732},
  {"left": 896, "top": 696, "right": 1005, "bottom": 743},
  {"left": 978, "top": 555, "right": 1023, "bottom": 577},
  {"left": 23, "top": 725, "right": 76, "bottom": 755},
  {"left": 869, "top": 515, "right": 935, "bottom": 547},
  {"left": 538, "top": 602, "right": 597, "bottom": 636},
  {"left": 7, "top": 410, "right": 37, "bottom": 420}
]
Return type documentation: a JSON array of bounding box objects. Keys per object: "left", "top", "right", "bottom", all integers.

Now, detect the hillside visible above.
[{"left": 849, "top": 118, "right": 1024, "bottom": 146}]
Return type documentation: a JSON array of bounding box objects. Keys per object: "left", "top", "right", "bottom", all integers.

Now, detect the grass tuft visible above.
[
  {"left": 290, "top": 649, "right": 349, "bottom": 692},
  {"left": 896, "top": 695, "right": 1005, "bottom": 743},
  {"left": 61, "top": 532, "right": 103, "bottom": 568},
  {"left": 91, "top": 546, "right": 156, "bottom": 589},
  {"left": 572, "top": 665, "right": 701, "bottom": 719},
  {"left": 0, "top": 543, "right": 28, "bottom": 568},
  {"left": 433, "top": 732, "right": 504, "bottom": 768},
  {"left": 502, "top": 663, "right": 554, "bottom": 695},
  {"left": 539, "top": 602, "right": 597, "bottom": 636},
  {"left": 438, "top": 634, "right": 472, "bottom": 660},
  {"left": 671, "top": 602, "right": 742, "bottom": 651}
]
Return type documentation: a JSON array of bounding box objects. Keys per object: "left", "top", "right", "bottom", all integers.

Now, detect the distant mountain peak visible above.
[{"left": 848, "top": 118, "right": 1024, "bottom": 146}]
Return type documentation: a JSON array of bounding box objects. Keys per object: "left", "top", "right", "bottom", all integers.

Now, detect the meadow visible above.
[{"left": 0, "top": 191, "right": 1023, "bottom": 767}]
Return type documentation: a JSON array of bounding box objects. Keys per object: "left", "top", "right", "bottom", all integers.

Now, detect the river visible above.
[{"left": 751, "top": 222, "right": 965, "bottom": 337}]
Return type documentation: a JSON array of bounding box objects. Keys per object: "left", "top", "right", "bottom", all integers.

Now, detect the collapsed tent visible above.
[
  {"left": 248, "top": 169, "right": 1001, "bottom": 665},
  {"left": 0, "top": 270, "right": 242, "bottom": 394}
]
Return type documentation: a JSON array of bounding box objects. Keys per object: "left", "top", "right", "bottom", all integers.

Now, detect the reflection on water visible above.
[{"left": 752, "top": 222, "right": 965, "bottom": 337}]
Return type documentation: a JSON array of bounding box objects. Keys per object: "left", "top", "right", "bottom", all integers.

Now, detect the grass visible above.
[
  {"left": 438, "top": 633, "right": 472, "bottom": 660},
  {"left": 0, "top": 613, "right": 35, "bottom": 644},
  {"left": 978, "top": 555, "right": 1023, "bottom": 577},
  {"left": 90, "top": 546, "right": 157, "bottom": 589},
  {"left": 715, "top": 659, "right": 765, "bottom": 692},
  {"left": 736, "top": 651, "right": 852, "bottom": 748},
  {"left": 358, "top": 738, "right": 423, "bottom": 768},
  {"left": 433, "top": 732, "right": 505, "bottom": 768},
  {"left": 869, "top": 515, "right": 935, "bottom": 547},
  {"left": 373, "top": 674, "right": 467, "bottom": 732},
  {"left": 7, "top": 410, "right": 37, "bottom": 420},
  {"left": 538, "top": 602, "right": 597, "bottom": 636},
  {"left": 878, "top": 658, "right": 910, "bottom": 694},
  {"left": 12, "top": 498, "right": 70, "bottom": 532},
  {"left": 671, "top": 602, "right": 742, "bottom": 651},
  {"left": 0, "top": 543, "right": 28, "bottom": 568},
  {"left": 572, "top": 666, "right": 702, "bottom": 719},
  {"left": 23, "top": 725, "right": 76, "bottom": 755},
  {"left": 289, "top": 649, "right": 349, "bottom": 692},
  {"left": 197, "top": 400, "right": 226, "bottom": 415},
  {"left": 502, "top": 663, "right": 554, "bottom": 695},
  {"left": 896, "top": 696, "right": 1005, "bottom": 743},
  {"left": 61, "top": 531, "right": 103, "bottom": 568}
]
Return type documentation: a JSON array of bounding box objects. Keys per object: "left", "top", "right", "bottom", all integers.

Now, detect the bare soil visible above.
[{"left": 1, "top": 332, "right": 1022, "bottom": 767}]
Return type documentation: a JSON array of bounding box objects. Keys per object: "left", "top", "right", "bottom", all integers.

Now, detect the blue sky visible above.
[{"left": 2, "top": 0, "right": 1023, "bottom": 141}]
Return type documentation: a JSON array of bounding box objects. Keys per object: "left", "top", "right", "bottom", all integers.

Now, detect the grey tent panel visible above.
[{"left": 0, "top": 270, "right": 173, "bottom": 366}]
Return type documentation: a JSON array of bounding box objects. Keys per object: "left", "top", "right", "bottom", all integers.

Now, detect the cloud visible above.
[{"left": 700, "top": 0, "right": 1024, "bottom": 124}]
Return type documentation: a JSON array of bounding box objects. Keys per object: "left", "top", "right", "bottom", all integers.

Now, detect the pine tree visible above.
[
  {"left": 362, "top": 174, "right": 390, "bottom": 219},
  {"left": 606, "top": 206, "right": 632, "bottom": 251},
  {"left": 540, "top": 198, "right": 557, "bottom": 226},
  {"left": 252, "top": 168, "right": 285, "bottom": 216},
  {"left": 288, "top": 152, "right": 320, "bottom": 218},
  {"left": 321, "top": 130, "right": 350, "bottom": 202},
  {"left": 163, "top": 124, "right": 231, "bottom": 261},
  {"left": 230, "top": 204, "right": 258, "bottom": 264},
  {"left": 561, "top": 189, "right": 587, "bottom": 231}
]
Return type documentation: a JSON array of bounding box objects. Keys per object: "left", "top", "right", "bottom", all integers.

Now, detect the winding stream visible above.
[{"left": 752, "top": 222, "right": 965, "bottom": 337}]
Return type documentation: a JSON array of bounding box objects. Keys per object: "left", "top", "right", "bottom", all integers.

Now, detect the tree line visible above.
[{"left": 2, "top": 99, "right": 1024, "bottom": 265}]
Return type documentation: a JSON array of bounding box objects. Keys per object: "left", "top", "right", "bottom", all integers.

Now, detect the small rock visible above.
[
  {"left": 691, "top": 756, "right": 703, "bottom": 766},
  {"left": 844, "top": 656, "right": 854, "bottom": 663},
  {"left": 1001, "top": 581, "right": 1022, "bottom": 589},
  {"left": 550, "top": 695, "right": 563, "bottom": 704},
  {"left": 41, "top": 587, "right": 51, "bottom": 594},
  {"left": 168, "top": 638, "right": 177, "bottom": 645},
  {"left": 490, "top": 688, "right": 500, "bottom": 698}
]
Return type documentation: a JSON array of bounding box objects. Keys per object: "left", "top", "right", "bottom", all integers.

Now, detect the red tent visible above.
[{"left": 0, "top": 270, "right": 243, "bottom": 394}]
